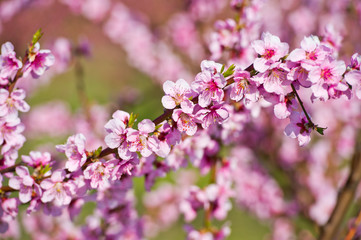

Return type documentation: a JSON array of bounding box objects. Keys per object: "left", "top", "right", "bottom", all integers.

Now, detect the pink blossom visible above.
[
  {"left": 8, "top": 166, "right": 39, "bottom": 203},
  {"left": 84, "top": 159, "right": 118, "bottom": 190},
  {"left": 23, "top": 43, "right": 55, "bottom": 78},
  {"left": 0, "top": 42, "right": 22, "bottom": 83},
  {"left": 205, "top": 183, "right": 233, "bottom": 220},
  {"left": 161, "top": 79, "right": 193, "bottom": 110},
  {"left": 286, "top": 62, "right": 311, "bottom": 88},
  {"left": 0, "top": 88, "right": 30, "bottom": 117},
  {"left": 195, "top": 104, "right": 229, "bottom": 129},
  {"left": 287, "top": 35, "right": 330, "bottom": 70},
  {"left": 154, "top": 122, "right": 181, "bottom": 158},
  {"left": 172, "top": 102, "right": 198, "bottom": 136},
  {"left": 251, "top": 32, "right": 289, "bottom": 73},
  {"left": 112, "top": 156, "right": 139, "bottom": 179},
  {"left": 321, "top": 24, "right": 343, "bottom": 52},
  {"left": 345, "top": 53, "right": 361, "bottom": 99},
  {"left": 308, "top": 57, "right": 347, "bottom": 100},
  {"left": 104, "top": 110, "right": 135, "bottom": 160},
  {"left": 22, "top": 151, "right": 52, "bottom": 168},
  {"left": 192, "top": 60, "right": 226, "bottom": 107},
  {"left": 2, "top": 198, "right": 18, "bottom": 220},
  {"left": 252, "top": 62, "right": 289, "bottom": 95},
  {"left": 284, "top": 111, "right": 312, "bottom": 146},
  {"left": 349, "top": 53, "right": 361, "bottom": 70},
  {"left": 127, "top": 119, "right": 159, "bottom": 157},
  {"left": 0, "top": 115, "right": 24, "bottom": 146},
  {"left": 180, "top": 186, "right": 207, "bottom": 222},
  {"left": 56, "top": 134, "right": 87, "bottom": 172},
  {"left": 273, "top": 94, "right": 298, "bottom": 120},
  {"left": 229, "top": 69, "right": 258, "bottom": 102},
  {"left": 40, "top": 170, "right": 76, "bottom": 206},
  {"left": 209, "top": 19, "right": 238, "bottom": 60}
]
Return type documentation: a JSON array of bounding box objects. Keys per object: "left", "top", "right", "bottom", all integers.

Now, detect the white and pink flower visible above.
[
  {"left": 192, "top": 60, "right": 226, "bottom": 108},
  {"left": 161, "top": 79, "right": 193, "bottom": 110},
  {"left": 40, "top": 170, "right": 76, "bottom": 206},
  {"left": 0, "top": 88, "right": 30, "bottom": 117},
  {"left": 251, "top": 32, "right": 289, "bottom": 73},
  {"left": 9, "top": 166, "right": 40, "bottom": 203},
  {"left": 56, "top": 134, "right": 87, "bottom": 172}
]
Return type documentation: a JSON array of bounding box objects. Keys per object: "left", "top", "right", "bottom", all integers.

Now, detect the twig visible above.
[{"left": 291, "top": 83, "right": 313, "bottom": 125}]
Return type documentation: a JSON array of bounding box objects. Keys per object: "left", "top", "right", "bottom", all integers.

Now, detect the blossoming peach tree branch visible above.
[{"left": 1, "top": 2, "right": 361, "bottom": 237}]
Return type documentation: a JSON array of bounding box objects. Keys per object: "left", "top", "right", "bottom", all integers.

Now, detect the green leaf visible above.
[
  {"left": 32, "top": 28, "right": 44, "bottom": 46},
  {"left": 223, "top": 64, "right": 236, "bottom": 78},
  {"left": 94, "top": 146, "right": 102, "bottom": 157},
  {"left": 154, "top": 124, "right": 163, "bottom": 131},
  {"left": 315, "top": 126, "right": 327, "bottom": 135},
  {"left": 41, "top": 164, "right": 52, "bottom": 175},
  {"left": 128, "top": 112, "right": 138, "bottom": 128},
  {"left": 220, "top": 64, "right": 225, "bottom": 73}
]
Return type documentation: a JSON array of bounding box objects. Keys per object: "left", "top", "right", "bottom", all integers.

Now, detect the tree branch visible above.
[{"left": 319, "top": 130, "right": 361, "bottom": 240}]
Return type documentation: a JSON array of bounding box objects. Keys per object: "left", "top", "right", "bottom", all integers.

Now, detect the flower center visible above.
[
  {"left": 321, "top": 68, "right": 332, "bottom": 81},
  {"left": 263, "top": 49, "right": 275, "bottom": 59},
  {"left": 306, "top": 51, "right": 317, "bottom": 61}
]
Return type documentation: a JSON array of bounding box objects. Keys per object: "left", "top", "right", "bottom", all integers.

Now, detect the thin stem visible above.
[
  {"left": 0, "top": 186, "right": 16, "bottom": 193},
  {"left": 0, "top": 163, "right": 23, "bottom": 174},
  {"left": 290, "top": 83, "right": 313, "bottom": 125},
  {"left": 153, "top": 109, "right": 173, "bottom": 126},
  {"left": 8, "top": 52, "right": 28, "bottom": 93}
]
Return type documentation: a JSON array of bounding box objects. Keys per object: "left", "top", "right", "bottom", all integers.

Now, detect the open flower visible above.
[
  {"left": 84, "top": 159, "right": 118, "bottom": 190},
  {"left": 192, "top": 60, "right": 226, "bottom": 107},
  {"left": 56, "top": 134, "right": 87, "bottom": 172},
  {"left": 161, "top": 79, "right": 193, "bottom": 109},
  {"left": 40, "top": 170, "right": 76, "bottom": 206},
  {"left": 0, "top": 88, "right": 30, "bottom": 117},
  {"left": 252, "top": 32, "right": 289, "bottom": 73},
  {"left": 127, "top": 119, "right": 159, "bottom": 157},
  {"left": 0, "top": 42, "right": 22, "bottom": 84},
  {"left": 195, "top": 103, "right": 229, "bottom": 129},
  {"left": 308, "top": 57, "right": 347, "bottom": 100},
  {"left": 22, "top": 151, "right": 52, "bottom": 168},
  {"left": 23, "top": 42, "right": 55, "bottom": 78},
  {"left": 9, "top": 166, "right": 40, "bottom": 203},
  {"left": 284, "top": 111, "right": 312, "bottom": 146},
  {"left": 172, "top": 101, "right": 198, "bottom": 136}
]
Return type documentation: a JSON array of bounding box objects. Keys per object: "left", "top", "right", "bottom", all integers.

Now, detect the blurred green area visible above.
[{"left": 0, "top": 1, "right": 274, "bottom": 239}]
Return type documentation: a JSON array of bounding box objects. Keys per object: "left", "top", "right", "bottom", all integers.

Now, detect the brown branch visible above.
[
  {"left": 0, "top": 186, "right": 16, "bottom": 193},
  {"left": 0, "top": 163, "right": 23, "bottom": 174},
  {"left": 8, "top": 52, "right": 28, "bottom": 93},
  {"left": 344, "top": 207, "right": 361, "bottom": 240},
  {"left": 319, "top": 130, "right": 361, "bottom": 240}
]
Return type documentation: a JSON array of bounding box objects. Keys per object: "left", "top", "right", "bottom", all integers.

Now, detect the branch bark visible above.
[{"left": 319, "top": 130, "right": 361, "bottom": 240}]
